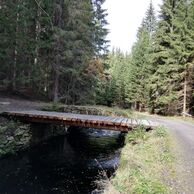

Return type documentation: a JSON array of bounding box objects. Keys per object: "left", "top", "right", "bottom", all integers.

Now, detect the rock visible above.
[
  {"left": 0, "top": 102, "right": 10, "bottom": 105},
  {"left": 15, "top": 129, "right": 25, "bottom": 136},
  {"left": 7, "top": 136, "right": 14, "bottom": 141}
]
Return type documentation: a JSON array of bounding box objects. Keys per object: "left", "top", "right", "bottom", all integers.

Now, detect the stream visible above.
[{"left": 0, "top": 127, "right": 125, "bottom": 194}]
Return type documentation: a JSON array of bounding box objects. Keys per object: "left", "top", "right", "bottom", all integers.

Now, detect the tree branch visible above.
[{"left": 34, "top": 0, "right": 54, "bottom": 30}]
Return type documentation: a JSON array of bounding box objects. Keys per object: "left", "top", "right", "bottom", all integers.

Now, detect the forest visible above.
[{"left": 0, "top": 0, "right": 194, "bottom": 116}]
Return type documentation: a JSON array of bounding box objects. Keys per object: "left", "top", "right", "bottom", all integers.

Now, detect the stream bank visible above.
[
  {"left": 0, "top": 118, "right": 31, "bottom": 156},
  {"left": 0, "top": 118, "right": 68, "bottom": 157},
  {"left": 0, "top": 123, "right": 124, "bottom": 194},
  {"left": 104, "top": 126, "right": 173, "bottom": 194}
]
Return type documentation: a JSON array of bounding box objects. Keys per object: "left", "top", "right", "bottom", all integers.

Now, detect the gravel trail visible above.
[{"left": 147, "top": 115, "right": 194, "bottom": 194}]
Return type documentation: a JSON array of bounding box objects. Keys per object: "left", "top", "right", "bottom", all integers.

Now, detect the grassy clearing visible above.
[{"left": 103, "top": 126, "right": 174, "bottom": 194}]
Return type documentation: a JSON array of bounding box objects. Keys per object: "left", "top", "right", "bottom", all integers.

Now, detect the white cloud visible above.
[{"left": 103, "top": 0, "right": 162, "bottom": 53}]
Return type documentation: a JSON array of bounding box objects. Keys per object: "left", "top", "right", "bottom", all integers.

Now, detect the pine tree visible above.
[
  {"left": 188, "top": 0, "right": 194, "bottom": 114},
  {"left": 176, "top": 0, "right": 194, "bottom": 115},
  {"left": 92, "top": 0, "right": 109, "bottom": 55},
  {"left": 149, "top": 0, "right": 194, "bottom": 115},
  {"left": 127, "top": 2, "right": 156, "bottom": 111},
  {"left": 97, "top": 49, "right": 130, "bottom": 107},
  {"left": 52, "top": 0, "right": 98, "bottom": 103}
]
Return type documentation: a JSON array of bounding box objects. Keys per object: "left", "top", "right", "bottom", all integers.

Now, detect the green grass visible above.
[
  {"left": 42, "top": 102, "right": 64, "bottom": 112},
  {"left": 104, "top": 126, "right": 174, "bottom": 194}
]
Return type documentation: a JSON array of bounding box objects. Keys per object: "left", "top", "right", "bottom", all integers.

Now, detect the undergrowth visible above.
[{"left": 42, "top": 103, "right": 132, "bottom": 117}]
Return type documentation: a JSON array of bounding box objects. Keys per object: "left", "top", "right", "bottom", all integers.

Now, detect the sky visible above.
[{"left": 103, "top": 0, "right": 162, "bottom": 53}]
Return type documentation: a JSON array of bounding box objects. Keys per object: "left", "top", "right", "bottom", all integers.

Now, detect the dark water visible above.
[{"left": 0, "top": 127, "right": 124, "bottom": 194}]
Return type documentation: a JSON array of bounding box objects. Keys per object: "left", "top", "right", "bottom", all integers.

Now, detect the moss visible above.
[{"left": 0, "top": 119, "right": 31, "bottom": 157}]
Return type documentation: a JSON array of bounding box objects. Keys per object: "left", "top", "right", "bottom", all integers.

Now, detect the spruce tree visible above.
[
  {"left": 127, "top": 2, "right": 156, "bottom": 111},
  {"left": 97, "top": 49, "right": 130, "bottom": 107},
  {"left": 149, "top": 0, "right": 194, "bottom": 115}
]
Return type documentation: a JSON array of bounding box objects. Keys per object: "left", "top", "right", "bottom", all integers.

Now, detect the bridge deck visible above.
[{"left": 1, "top": 110, "right": 158, "bottom": 132}]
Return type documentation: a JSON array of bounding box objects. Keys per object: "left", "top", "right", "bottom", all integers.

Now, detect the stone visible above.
[
  {"left": 7, "top": 136, "right": 14, "bottom": 141},
  {"left": 15, "top": 129, "right": 25, "bottom": 136},
  {"left": 0, "top": 102, "right": 10, "bottom": 105}
]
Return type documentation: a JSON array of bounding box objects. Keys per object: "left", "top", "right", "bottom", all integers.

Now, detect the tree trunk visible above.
[
  {"left": 53, "top": 56, "right": 60, "bottom": 103},
  {"left": 52, "top": 1, "right": 63, "bottom": 102},
  {"left": 183, "top": 74, "right": 187, "bottom": 117},
  {"left": 53, "top": 73, "right": 59, "bottom": 102},
  {"left": 34, "top": 7, "right": 41, "bottom": 67},
  {"left": 12, "top": 2, "right": 20, "bottom": 91}
]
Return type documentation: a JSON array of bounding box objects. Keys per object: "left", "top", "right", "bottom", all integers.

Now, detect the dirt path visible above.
[
  {"left": 146, "top": 115, "right": 194, "bottom": 194},
  {"left": 0, "top": 96, "right": 47, "bottom": 113}
]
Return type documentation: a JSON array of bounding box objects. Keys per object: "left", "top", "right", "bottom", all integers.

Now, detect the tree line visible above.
[
  {"left": 1, "top": 0, "right": 194, "bottom": 116},
  {"left": 100, "top": 0, "right": 194, "bottom": 116},
  {"left": 0, "top": 0, "right": 108, "bottom": 104}
]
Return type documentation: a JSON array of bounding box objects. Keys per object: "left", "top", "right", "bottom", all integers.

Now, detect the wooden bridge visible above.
[{"left": 1, "top": 110, "right": 158, "bottom": 132}]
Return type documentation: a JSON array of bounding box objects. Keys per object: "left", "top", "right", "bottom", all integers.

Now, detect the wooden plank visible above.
[
  {"left": 114, "top": 117, "right": 125, "bottom": 126},
  {"left": 120, "top": 118, "right": 129, "bottom": 126}
]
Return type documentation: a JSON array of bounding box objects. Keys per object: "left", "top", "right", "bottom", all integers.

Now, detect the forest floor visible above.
[
  {"left": 141, "top": 114, "right": 194, "bottom": 193},
  {"left": 0, "top": 95, "right": 47, "bottom": 113}
]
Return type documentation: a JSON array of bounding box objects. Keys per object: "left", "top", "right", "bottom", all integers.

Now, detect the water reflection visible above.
[{"left": 0, "top": 127, "right": 124, "bottom": 194}]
